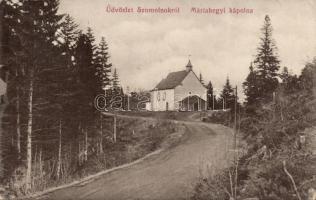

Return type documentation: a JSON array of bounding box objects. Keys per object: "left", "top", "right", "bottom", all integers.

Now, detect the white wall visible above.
[
  {"left": 174, "top": 71, "right": 207, "bottom": 110},
  {"left": 150, "top": 89, "right": 174, "bottom": 111}
]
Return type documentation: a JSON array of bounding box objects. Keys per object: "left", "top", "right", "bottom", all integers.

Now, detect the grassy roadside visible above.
[
  {"left": 191, "top": 95, "right": 316, "bottom": 199},
  {"left": 5, "top": 116, "right": 184, "bottom": 199}
]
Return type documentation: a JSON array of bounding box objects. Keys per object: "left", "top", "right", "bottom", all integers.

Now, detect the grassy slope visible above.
[
  {"left": 191, "top": 90, "right": 316, "bottom": 200},
  {"left": 18, "top": 115, "right": 180, "bottom": 198}
]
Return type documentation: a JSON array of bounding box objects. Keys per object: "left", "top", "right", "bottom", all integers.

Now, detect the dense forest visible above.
[{"left": 0, "top": 0, "right": 155, "bottom": 196}]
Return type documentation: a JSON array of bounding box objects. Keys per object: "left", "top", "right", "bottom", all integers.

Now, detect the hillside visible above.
[{"left": 191, "top": 60, "right": 316, "bottom": 200}]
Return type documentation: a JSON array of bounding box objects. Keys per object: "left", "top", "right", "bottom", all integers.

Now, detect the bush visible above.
[{"left": 191, "top": 168, "right": 232, "bottom": 200}]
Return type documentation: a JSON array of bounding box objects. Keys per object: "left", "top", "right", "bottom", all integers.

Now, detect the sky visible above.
[{"left": 59, "top": 0, "right": 316, "bottom": 97}]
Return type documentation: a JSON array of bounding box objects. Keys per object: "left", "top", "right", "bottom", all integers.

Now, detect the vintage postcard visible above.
[{"left": 0, "top": 0, "right": 315, "bottom": 199}]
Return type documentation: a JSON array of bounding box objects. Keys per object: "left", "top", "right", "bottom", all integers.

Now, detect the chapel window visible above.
[{"left": 163, "top": 92, "right": 166, "bottom": 101}]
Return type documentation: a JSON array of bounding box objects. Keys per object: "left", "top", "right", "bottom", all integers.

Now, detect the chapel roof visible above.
[{"left": 154, "top": 70, "right": 189, "bottom": 90}]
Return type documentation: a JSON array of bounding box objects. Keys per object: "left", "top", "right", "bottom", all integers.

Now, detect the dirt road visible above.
[{"left": 40, "top": 117, "right": 234, "bottom": 200}]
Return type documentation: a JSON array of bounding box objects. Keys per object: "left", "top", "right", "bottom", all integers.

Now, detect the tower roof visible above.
[
  {"left": 186, "top": 59, "right": 193, "bottom": 72},
  {"left": 186, "top": 59, "right": 192, "bottom": 68}
]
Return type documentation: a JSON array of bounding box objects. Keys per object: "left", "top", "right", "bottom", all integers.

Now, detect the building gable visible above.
[
  {"left": 180, "top": 71, "right": 206, "bottom": 91},
  {"left": 175, "top": 71, "right": 207, "bottom": 102}
]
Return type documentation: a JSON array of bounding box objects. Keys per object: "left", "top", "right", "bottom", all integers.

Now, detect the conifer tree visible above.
[
  {"left": 94, "top": 37, "right": 112, "bottom": 153},
  {"left": 58, "top": 14, "right": 80, "bottom": 68},
  {"left": 11, "top": 0, "right": 63, "bottom": 191},
  {"left": 86, "top": 27, "right": 97, "bottom": 53},
  {"left": 81, "top": 28, "right": 100, "bottom": 96},
  {"left": 95, "top": 37, "right": 112, "bottom": 90},
  {"left": 112, "top": 68, "right": 121, "bottom": 94},
  {"left": 72, "top": 33, "right": 99, "bottom": 166},
  {"left": 1, "top": 0, "right": 120, "bottom": 193},
  {"left": 74, "top": 33, "right": 96, "bottom": 116},
  {"left": 0, "top": 0, "right": 20, "bottom": 180},
  {"left": 254, "top": 15, "right": 280, "bottom": 101},
  {"left": 220, "top": 77, "right": 235, "bottom": 110},
  {"left": 206, "top": 81, "right": 214, "bottom": 109},
  {"left": 243, "top": 62, "right": 260, "bottom": 106}
]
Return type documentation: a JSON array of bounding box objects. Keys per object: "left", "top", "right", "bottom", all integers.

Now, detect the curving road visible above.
[{"left": 39, "top": 116, "right": 234, "bottom": 200}]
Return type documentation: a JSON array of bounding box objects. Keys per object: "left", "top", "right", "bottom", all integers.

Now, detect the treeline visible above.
[
  {"left": 192, "top": 15, "right": 316, "bottom": 200},
  {"left": 197, "top": 65, "right": 238, "bottom": 112},
  {"left": 205, "top": 77, "right": 238, "bottom": 111},
  {"left": 0, "top": 0, "right": 123, "bottom": 194}
]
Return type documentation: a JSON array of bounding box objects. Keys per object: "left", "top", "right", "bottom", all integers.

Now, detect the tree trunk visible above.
[
  {"left": 113, "top": 115, "right": 117, "bottom": 143},
  {"left": 280, "top": 102, "right": 284, "bottom": 121},
  {"left": 56, "top": 120, "right": 62, "bottom": 179},
  {"left": 78, "top": 123, "right": 81, "bottom": 166},
  {"left": 78, "top": 141, "right": 81, "bottom": 166},
  {"left": 84, "top": 128, "right": 88, "bottom": 162},
  {"left": 16, "top": 86, "right": 21, "bottom": 156},
  {"left": 99, "top": 114, "right": 103, "bottom": 154},
  {"left": 39, "top": 146, "right": 43, "bottom": 179},
  {"left": 26, "top": 70, "right": 34, "bottom": 192},
  {"left": 34, "top": 145, "right": 37, "bottom": 167}
]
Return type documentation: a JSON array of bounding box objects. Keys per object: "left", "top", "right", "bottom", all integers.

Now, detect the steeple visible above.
[{"left": 186, "top": 59, "right": 193, "bottom": 72}]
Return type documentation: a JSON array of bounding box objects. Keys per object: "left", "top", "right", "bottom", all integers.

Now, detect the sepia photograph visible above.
[{"left": 0, "top": 0, "right": 316, "bottom": 199}]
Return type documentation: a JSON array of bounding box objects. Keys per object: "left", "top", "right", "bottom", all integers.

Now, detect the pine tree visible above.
[
  {"left": 254, "top": 15, "right": 280, "bottom": 101},
  {"left": 6, "top": 0, "right": 63, "bottom": 191},
  {"left": 85, "top": 28, "right": 97, "bottom": 82},
  {"left": 57, "top": 14, "right": 80, "bottom": 68},
  {"left": 54, "top": 15, "right": 82, "bottom": 162},
  {"left": 58, "top": 14, "right": 79, "bottom": 46},
  {"left": 0, "top": 0, "right": 15, "bottom": 180},
  {"left": 83, "top": 28, "right": 100, "bottom": 96},
  {"left": 73, "top": 33, "right": 100, "bottom": 163},
  {"left": 74, "top": 33, "right": 96, "bottom": 117},
  {"left": 112, "top": 68, "right": 121, "bottom": 94},
  {"left": 75, "top": 33, "right": 94, "bottom": 86},
  {"left": 86, "top": 27, "right": 97, "bottom": 52},
  {"left": 1, "top": 0, "right": 118, "bottom": 192},
  {"left": 220, "top": 77, "right": 235, "bottom": 110},
  {"left": 243, "top": 62, "right": 260, "bottom": 106},
  {"left": 95, "top": 37, "right": 112, "bottom": 90},
  {"left": 1, "top": 0, "right": 122, "bottom": 193},
  {"left": 206, "top": 81, "right": 214, "bottom": 110}
]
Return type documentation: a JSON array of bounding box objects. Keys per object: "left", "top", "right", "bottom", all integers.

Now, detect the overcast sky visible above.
[{"left": 59, "top": 0, "right": 316, "bottom": 96}]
